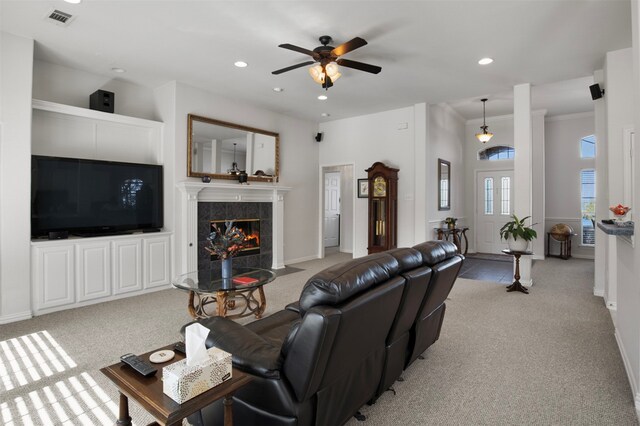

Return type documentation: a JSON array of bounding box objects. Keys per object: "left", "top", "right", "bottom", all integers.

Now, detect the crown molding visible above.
[
  {"left": 545, "top": 111, "right": 594, "bottom": 122},
  {"left": 465, "top": 109, "right": 547, "bottom": 125}
]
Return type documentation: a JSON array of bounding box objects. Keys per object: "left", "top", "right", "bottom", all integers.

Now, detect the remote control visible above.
[
  {"left": 174, "top": 341, "right": 186, "bottom": 355},
  {"left": 120, "top": 353, "right": 157, "bottom": 377}
]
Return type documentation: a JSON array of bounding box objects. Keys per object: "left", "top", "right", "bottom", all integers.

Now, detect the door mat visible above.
[{"left": 465, "top": 253, "right": 512, "bottom": 262}]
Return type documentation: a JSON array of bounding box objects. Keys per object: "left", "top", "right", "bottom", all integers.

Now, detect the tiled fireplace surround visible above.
[
  {"left": 177, "top": 182, "right": 291, "bottom": 274},
  {"left": 198, "top": 201, "right": 273, "bottom": 274}
]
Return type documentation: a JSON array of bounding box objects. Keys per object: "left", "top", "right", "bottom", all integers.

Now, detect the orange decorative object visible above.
[{"left": 609, "top": 204, "right": 631, "bottom": 216}]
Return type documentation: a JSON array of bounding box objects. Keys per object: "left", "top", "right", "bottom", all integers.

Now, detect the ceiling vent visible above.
[{"left": 45, "top": 9, "right": 76, "bottom": 27}]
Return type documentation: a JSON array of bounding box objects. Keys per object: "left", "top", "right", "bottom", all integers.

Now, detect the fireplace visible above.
[{"left": 210, "top": 219, "right": 260, "bottom": 258}]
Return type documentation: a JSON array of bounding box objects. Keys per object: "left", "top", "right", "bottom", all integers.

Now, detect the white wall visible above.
[
  {"left": 0, "top": 32, "right": 34, "bottom": 323},
  {"left": 427, "top": 103, "right": 466, "bottom": 236},
  {"left": 604, "top": 48, "right": 633, "bottom": 314},
  {"left": 319, "top": 106, "right": 416, "bottom": 257},
  {"left": 173, "top": 82, "right": 319, "bottom": 265},
  {"left": 544, "top": 113, "right": 595, "bottom": 259},
  {"left": 32, "top": 60, "right": 159, "bottom": 121}
]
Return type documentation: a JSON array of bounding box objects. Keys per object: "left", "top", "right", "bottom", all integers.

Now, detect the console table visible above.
[
  {"left": 502, "top": 249, "right": 533, "bottom": 294},
  {"left": 436, "top": 227, "right": 469, "bottom": 255},
  {"left": 100, "top": 343, "right": 252, "bottom": 426}
]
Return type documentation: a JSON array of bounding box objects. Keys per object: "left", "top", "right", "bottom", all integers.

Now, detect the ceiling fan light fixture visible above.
[
  {"left": 475, "top": 98, "right": 494, "bottom": 143},
  {"left": 309, "top": 64, "right": 325, "bottom": 84}
]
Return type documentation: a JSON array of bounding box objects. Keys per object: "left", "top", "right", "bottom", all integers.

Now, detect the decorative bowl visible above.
[{"left": 609, "top": 204, "right": 631, "bottom": 221}]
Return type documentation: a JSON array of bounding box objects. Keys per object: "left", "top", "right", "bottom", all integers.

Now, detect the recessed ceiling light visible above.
[
  {"left": 318, "top": 95, "right": 328, "bottom": 100},
  {"left": 64, "top": 0, "right": 82, "bottom": 3},
  {"left": 234, "top": 61, "right": 248, "bottom": 68},
  {"left": 273, "top": 87, "right": 284, "bottom": 92},
  {"left": 478, "top": 57, "right": 493, "bottom": 65},
  {"left": 321, "top": 113, "right": 331, "bottom": 117},
  {"left": 111, "top": 67, "right": 126, "bottom": 73}
]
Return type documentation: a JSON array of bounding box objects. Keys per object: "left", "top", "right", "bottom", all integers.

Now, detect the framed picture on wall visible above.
[{"left": 358, "top": 179, "right": 369, "bottom": 198}]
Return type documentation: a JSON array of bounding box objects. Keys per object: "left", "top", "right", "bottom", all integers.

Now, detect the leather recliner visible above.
[
  {"left": 184, "top": 241, "right": 463, "bottom": 426},
  {"left": 406, "top": 241, "right": 464, "bottom": 367}
]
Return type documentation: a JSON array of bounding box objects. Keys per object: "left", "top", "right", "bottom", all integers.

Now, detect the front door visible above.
[
  {"left": 476, "top": 170, "right": 514, "bottom": 254},
  {"left": 323, "top": 172, "right": 340, "bottom": 247}
]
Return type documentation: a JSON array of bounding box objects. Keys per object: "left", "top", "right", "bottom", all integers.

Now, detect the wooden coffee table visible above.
[{"left": 100, "top": 343, "right": 252, "bottom": 426}]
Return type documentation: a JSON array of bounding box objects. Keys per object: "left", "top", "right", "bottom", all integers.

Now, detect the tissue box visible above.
[{"left": 163, "top": 347, "right": 232, "bottom": 404}]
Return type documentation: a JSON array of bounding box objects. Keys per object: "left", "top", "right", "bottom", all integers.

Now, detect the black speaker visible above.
[
  {"left": 90, "top": 90, "right": 115, "bottom": 113},
  {"left": 315, "top": 132, "right": 323, "bottom": 142},
  {"left": 589, "top": 84, "right": 604, "bottom": 100},
  {"left": 48, "top": 231, "right": 68, "bottom": 240}
]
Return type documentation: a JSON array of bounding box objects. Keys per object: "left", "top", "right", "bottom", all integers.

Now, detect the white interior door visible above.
[
  {"left": 476, "top": 170, "right": 514, "bottom": 254},
  {"left": 324, "top": 172, "right": 341, "bottom": 247}
]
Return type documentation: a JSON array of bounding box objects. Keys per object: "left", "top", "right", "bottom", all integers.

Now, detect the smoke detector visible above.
[{"left": 44, "top": 9, "right": 76, "bottom": 27}]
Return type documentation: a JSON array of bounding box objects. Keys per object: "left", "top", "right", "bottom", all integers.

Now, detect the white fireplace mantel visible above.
[{"left": 177, "top": 181, "right": 292, "bottom": 272}]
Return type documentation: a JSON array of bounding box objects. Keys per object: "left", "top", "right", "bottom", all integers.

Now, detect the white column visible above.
[
  {"left": 272, "top": 189, "right": 286, "bottom": 269},
  {"left": 414, "top": 103, "right": 428, "bottom": 243},
  {"left": 0, "top": 33, "right": 34, "bottom": 323},
  {"left": 513, "top": 83, "right": 533, "bottom": 286},
  {"left": 177, "top": 185, "right": 203, "bottom": 274}
]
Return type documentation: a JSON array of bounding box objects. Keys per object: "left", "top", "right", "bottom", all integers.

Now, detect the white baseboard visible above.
[
  {"left": 571, "top": 253, "right": 595, "bottom": 260},
  {"left": 0, "top": 310, "right": 33, "bottom": 324},
  {"left": 286, "top": 254, "right": 320, "bottom": 266},
  {"left": 522, "top": 278, "right": 533, "bottom": 287},
  {"left": 593, "top": 288, "right": 605, "bottom": 297},
  {"left": 615, "top": 330, "right": 640, "bottom": 422}
]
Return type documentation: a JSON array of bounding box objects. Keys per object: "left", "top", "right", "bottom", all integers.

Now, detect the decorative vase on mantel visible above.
[{"left": 507, "top": 236, "right": 529, "bottom": 252}]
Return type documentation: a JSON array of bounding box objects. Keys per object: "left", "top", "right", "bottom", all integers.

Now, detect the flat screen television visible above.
[{"left": 31, "top": 156, "right": 163, "bottom": 238}]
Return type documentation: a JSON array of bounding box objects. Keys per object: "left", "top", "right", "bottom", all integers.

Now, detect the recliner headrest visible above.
[
  {"left": 385, "top": 247, "right": 423, "bottom": 272},
  {"left": 299, "top": 253, "right": 399, "bottom": 315},
  {"left": 412, "top": 240, "right": 459, "bottom": 266}
]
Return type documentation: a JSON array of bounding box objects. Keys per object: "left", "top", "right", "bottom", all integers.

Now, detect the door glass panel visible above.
[
  {"left": 484, "top": 178, "right": 493, "bottom": 215},
  {"left": 501, "top": 177, "right": 511, "bottom": 215}
]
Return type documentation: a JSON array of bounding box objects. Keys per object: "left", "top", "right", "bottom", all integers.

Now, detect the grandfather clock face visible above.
[{"left": 373, "top": 176, "right": 387, "bottom": 197}]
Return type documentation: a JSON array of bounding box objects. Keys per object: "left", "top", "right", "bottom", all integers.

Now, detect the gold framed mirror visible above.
[
  {"left": 187, "top": 114, "right": 279, "bottom": 182},
  {"left": 438, "top": 158, "right": 450, "bottom": 211}
]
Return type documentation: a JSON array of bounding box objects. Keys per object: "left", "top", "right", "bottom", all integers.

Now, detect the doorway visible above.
[
  {"left": 319, "top": 164, "right": 355, "bottom": 259},
  {"left": 324, "top": 171, "right": 341, "bottom": 248},
  {"left": 475, "top": 169, "right": 514, "bottom": 254}
]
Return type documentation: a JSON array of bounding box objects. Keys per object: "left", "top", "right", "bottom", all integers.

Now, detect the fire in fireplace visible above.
[{"left": 210, "top": 219, "right": 260, "bottom": 258}]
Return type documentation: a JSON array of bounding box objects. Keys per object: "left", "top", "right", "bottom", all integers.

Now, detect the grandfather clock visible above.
[{"left": 366, "top": 162, "right": 399, "bottom": 254}]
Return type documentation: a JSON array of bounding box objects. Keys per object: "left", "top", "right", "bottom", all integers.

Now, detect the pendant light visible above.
[
  {"left": 227, "top": 143, "right": 241, "bottom": 175},
  {"left": 476, "top": 98, "right": 494, "bottom": 143}
]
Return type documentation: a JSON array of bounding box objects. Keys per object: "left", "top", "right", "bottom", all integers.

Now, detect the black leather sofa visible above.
[{"left": 184, "top": 240, "right": 463, "bottom": 426}]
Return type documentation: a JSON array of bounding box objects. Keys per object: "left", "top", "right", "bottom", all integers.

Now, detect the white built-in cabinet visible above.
[
  {"left": 30, "top": 99, "right": 172, "bottom": 316},
  {"left": 32, "top": 233, "right": 172, "bottom": 315}
]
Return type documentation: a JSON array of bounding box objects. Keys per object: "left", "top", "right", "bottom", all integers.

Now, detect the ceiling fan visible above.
[{"left": 272, "top": 35, "right": 382, "bottom": 90}]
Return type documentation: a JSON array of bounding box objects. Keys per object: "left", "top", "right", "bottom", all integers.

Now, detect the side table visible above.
[
  {"left": 501, "top": 249, "right": 533, "bottom": 294},
  {"left": 101, "top": 343, "right": 252, "bottom": 426}
]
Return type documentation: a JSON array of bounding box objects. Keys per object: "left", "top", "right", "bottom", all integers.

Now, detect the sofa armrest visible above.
[
  {"left": 285, "top": 301, "right": 301, "bottom": 313},
  {"left": 185, "top": 317, "right": 283, "bottom": 379}
]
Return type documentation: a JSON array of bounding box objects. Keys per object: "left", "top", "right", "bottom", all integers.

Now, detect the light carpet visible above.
[{"left": 0, "top": 254, "right": 637, "bottom": 425}]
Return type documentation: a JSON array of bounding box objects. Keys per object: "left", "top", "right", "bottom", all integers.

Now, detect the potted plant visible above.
[
  {"left": 499, "top": 214, "right": 537, "bottom": 252},
  {"left": 444, "top": 217, "right": 457, "bottom": 230}
]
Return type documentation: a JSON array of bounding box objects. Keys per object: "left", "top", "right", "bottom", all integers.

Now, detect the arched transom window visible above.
[{"left": 478, "top": 145, "right": 515, "bottom": 160}]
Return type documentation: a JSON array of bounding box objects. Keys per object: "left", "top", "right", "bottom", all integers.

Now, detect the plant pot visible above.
[{"left": 507, "top": 236, "right": 529, "bottom": 252}]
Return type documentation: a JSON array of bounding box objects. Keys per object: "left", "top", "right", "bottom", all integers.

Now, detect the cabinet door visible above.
[
  {"left": 76, "top": 241, "right": 112, "bottom": 302},
  {"left": 113, "top": 239, "right": 143, "bottom": 294},
  {"left": 33, "top": 245, "right": 75, "bottom": 311},
  {"left": 144, "top": 236, "right": 171, "bottom": 289}
]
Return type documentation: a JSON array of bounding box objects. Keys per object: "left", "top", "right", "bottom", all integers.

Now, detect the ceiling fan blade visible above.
[
  {"left": 272, "top": 61, "right": 315, "bottom": 75},
  {"left": 331, "top": 37, "right": 367, "bottom": 57},
  {"left": 278, "top": 44, "right": 319, "bottom": 59},
  {"left": 336, "top": 58, "right": 382, "bottom": 74}
]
